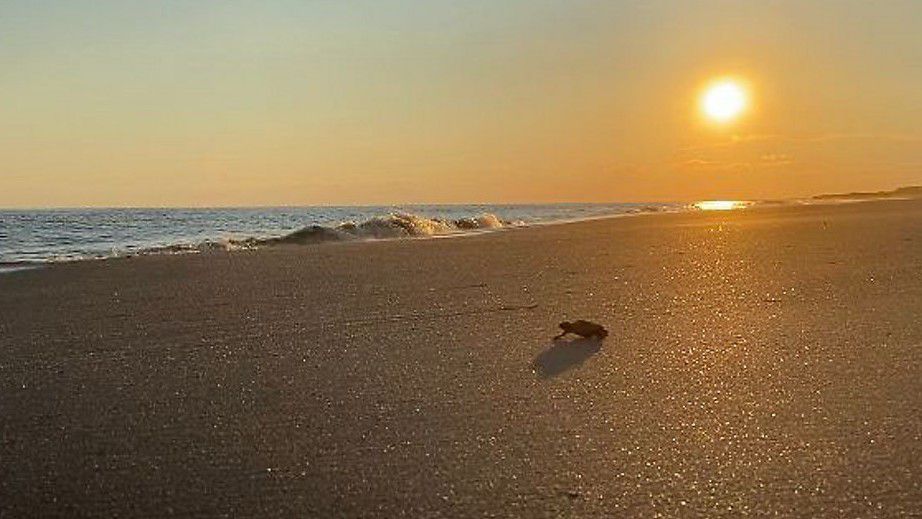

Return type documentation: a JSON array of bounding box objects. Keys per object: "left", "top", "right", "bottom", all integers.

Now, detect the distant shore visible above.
[
  {"left": 1, "top": 198, "right": 920, "bottom": 516},
  {"left": 813, "top": 184, "right": 922, "bottom": 201}
]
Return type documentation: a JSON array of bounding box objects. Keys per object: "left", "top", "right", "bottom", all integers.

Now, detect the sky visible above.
[{"left": 1, "top": 0, "right": 920, "bottom": 207}]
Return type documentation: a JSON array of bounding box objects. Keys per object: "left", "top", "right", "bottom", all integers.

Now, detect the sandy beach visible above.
[{"left": 1, "top": 199, "right": 920, "bottom": 516}]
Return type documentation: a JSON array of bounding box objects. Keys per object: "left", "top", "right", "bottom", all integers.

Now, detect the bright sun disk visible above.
[{"left": 701, "top": 80, "right": 748, "bottom": 123}]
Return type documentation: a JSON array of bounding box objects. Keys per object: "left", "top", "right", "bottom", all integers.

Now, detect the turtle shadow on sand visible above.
[{"left": 531, "top": 337, "right": 604, "bottom": 378}]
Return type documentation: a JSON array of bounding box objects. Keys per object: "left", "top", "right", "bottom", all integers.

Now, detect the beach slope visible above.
[{"left": 1, "top": 200, "right": 921, "bottom": 516}]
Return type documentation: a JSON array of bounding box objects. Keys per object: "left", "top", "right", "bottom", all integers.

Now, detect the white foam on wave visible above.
[{"left": 259, "top": 211, "right": 511, "bottom": 246}]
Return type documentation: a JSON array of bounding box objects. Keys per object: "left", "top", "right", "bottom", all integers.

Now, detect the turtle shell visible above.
[{"left": 563, "top": 320, "right": 608, "bottom": 338}]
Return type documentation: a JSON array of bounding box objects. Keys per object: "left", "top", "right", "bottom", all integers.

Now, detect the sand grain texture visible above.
[{"left": 1, "top": 200, "right": 921, "bottom": 516}]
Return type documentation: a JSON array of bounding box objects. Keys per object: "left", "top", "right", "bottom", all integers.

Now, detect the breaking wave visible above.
[
  {"left": 253, "top": 212, "right": 509, "bottom": 246},
  {"left": 107, "top": 212, "right": 512, "bottom": 257}
]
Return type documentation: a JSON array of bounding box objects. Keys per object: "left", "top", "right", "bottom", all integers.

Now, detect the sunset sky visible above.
[{"left": 1, "top": 1, "right": 919, "bottom": 207}]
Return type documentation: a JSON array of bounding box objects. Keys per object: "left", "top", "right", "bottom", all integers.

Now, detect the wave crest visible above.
[{"left": 258, "top": 211, "right": 509, "bottom": 246}]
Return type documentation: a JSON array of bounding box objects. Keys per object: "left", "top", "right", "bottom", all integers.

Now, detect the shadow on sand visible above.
[{"left": 532, "top": 337, "right": 604, "bottom": 378}]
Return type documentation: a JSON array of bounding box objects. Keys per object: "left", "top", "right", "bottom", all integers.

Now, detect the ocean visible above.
[{"left": 0, "top": 203, "right": 686, "bottom": 266}]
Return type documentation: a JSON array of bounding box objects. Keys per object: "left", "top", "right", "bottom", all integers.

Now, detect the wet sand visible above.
[{"left": 1, "top": 200, "right": 921, "bottom": 516}]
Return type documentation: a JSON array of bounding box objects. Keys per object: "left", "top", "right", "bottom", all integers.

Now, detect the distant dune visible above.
[{"left": 813, "top": 185, "right": 922, "bottom": 200}]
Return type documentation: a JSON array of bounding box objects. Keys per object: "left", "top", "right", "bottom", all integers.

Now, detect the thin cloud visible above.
[{"left": 679, "top": 133, "right": 922, "bottom": 153}]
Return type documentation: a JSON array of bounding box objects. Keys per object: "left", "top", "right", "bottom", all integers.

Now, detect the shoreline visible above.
[
  {"left": 0, "top": 202, "right": 681, "bottom": 268},
  {"left": 3, "top": 197, "right": 914, "bottom": 272}
]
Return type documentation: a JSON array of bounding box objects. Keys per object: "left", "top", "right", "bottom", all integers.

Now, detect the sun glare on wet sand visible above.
[{"left": 694, "top": 200, "right": 749, "bottom": 211}]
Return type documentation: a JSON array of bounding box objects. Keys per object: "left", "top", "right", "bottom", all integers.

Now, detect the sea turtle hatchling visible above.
[{"left": 553, "top": 320, "right": 609, "bottom": 340}]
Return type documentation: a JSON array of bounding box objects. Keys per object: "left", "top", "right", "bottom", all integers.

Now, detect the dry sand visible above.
[{"left": 1, "top": 199, "right": 921, "bottom": 516}]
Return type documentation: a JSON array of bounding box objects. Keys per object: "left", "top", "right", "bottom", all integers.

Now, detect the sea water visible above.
[{"left": 0, "top": 203, "right": 684, "bottom": 266}]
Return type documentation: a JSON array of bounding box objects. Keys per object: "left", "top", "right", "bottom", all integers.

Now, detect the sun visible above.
[{"left": 700, "top": 79, "right": 748, "bottom": 123}]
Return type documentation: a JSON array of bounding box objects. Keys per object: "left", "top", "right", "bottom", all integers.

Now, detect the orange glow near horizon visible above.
[{"left": 0, "top": 3, "right": 918, "bottom": 208}]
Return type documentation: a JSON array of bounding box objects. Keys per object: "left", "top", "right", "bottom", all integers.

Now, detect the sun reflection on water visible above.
[{"left": 694, "top": 200, "right": 750, "bottom": 211}]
